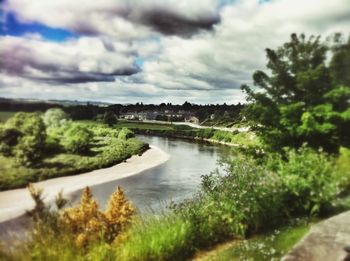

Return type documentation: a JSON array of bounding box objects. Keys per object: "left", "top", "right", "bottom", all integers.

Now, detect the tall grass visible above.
[{"left": 116, "top": 215, "right": 194, "bottom": 261}]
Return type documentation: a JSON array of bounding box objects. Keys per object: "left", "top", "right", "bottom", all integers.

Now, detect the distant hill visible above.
[{"left": 0, "top": 97, "right": 112, "bottom": 107}]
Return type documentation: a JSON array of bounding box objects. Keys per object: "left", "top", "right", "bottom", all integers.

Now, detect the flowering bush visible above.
[{"left": 63, "top": 186, "right": 135, "bottom": 247}]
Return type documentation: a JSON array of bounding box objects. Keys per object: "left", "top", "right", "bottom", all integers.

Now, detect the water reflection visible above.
[{"left": 79, "top": 135, "right": 230, "bottom": 213}]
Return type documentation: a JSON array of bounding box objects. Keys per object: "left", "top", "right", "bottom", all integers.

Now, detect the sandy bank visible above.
[{"left": 0, "top": 145, "right": 169, "bottom": 224}]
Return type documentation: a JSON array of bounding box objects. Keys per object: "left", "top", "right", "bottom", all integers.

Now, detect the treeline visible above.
[{"left": 0, "top": 98, "right": 244, "bottom": 123}]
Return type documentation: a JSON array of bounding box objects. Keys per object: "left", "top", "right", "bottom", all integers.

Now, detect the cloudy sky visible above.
[{"left": 0, "top": 0, "right": 349, "bottom": 104}]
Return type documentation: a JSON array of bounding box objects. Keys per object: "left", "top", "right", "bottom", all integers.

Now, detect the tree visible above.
[
  {"left": 43, "top": 108, "right": 70, "bottom": 129},
  {"left": 0, "top": 126, "right": 21, "bottom": 156},
  {"left": 105, "top": 186, "right": 135, "bottom": 241},
  {"left": 62, "top": 186, "right": 135, "bottom": 247},
  {"left": 103, "top": 111, "right": 117, "bottom": 126},
  {"left": 5, "top": 112, "right": 47, "bottom": 166},
  {"left": 63, "top": 187, "right": 104, "bottom": 247},
  {"left": 242, "top": 33, "right": 350, "bottom": 153},
  {"left": 61, "top": 123, "right": 93, "bottom": 154}
]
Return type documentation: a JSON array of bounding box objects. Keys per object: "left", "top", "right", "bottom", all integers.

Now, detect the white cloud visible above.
[{"left": 1, "top": 0, "right": 350, "bottom": 104}]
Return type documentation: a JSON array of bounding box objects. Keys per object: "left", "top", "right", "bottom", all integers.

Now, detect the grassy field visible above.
[{"left": 0, "top": 111, "right": 16, "bottom": 122}]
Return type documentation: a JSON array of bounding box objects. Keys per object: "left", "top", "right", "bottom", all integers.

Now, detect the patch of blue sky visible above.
[
  {"left": 135, "top": 57, "right": 144, "bottom": 69},
  {"left": 0, "top": 12, "right": 78, "bottom": 42}
]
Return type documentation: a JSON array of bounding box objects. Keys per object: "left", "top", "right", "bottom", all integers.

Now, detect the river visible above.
[{"left": 76, "top": 135, "right": 231, "bottom": 213}]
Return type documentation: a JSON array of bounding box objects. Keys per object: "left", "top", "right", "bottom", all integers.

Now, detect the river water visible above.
[{"left": 85, "top": 135, "right": 230, "bottom": 213}]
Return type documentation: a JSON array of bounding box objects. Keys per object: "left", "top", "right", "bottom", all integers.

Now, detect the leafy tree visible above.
[
  {"left": 242, "top": 33, "right": 350, "bottom": 153},
  {"left": 4, "top": 112, "right": 47, "bottom": 166},
  {"left": 61, "top": 123, "right": 93, "bottom": 154},
  {"left": 103, "top": 111, "right": 117, "bottom": 126},
  {"left": 0, "top": 126, "right": 21, "bottom": 156},
  {"left": 43, "top": 108, "right": 70, "bottom": 129}
]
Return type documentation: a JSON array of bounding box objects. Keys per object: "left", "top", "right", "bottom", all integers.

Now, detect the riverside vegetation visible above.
[
  {"left": 0, "top": 108, "right": 148, "bottom": 191},
  {"left": 1, "top": 33, "right": 350, "bottom": 260},
  {"left": 114, "top": 121, "right": 259, "bottom": 148}
]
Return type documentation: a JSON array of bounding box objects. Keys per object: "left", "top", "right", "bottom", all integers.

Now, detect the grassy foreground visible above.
[{"left": 2, "top": 147, "right": 349, "bottom": 261}]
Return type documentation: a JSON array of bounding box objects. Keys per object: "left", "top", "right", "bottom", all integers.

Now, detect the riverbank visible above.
[
  {"left": 113, "top": 121, "right": 259, "bottom": 148},
  {"left": 0, "top": 145, "right": 169, "bottom": 225}
]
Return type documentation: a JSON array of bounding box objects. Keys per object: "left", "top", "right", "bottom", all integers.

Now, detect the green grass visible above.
[
  {"left": 199, "top": 220, "right": 311, "bottom": 261},
  {"left": 0, "top": 111, "right": 16, "bottom": 122},
  {"left": 116, "top": 215, "right": 194, "bottom": 261}
]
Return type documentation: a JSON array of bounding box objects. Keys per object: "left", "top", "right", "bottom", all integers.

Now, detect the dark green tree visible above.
[
  {"left": 242, "top": 33, "right": 350, "bottom": 153},
  {"left": 103, "top": 111, "right": 117, "bottom": 126},
  {"left": 4, "top": 112, "right": 47, "bottom": 166}
]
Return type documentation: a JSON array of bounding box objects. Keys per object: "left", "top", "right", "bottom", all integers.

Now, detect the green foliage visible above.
[
  {"left": 43, "top": 108, "right": 70, "bottom": 129},
  {"left": 0, "top": 126, "right": 21, "bottom": 156},
  {"left": 242, "top": 33, "right": 350, "bottom": 153},
  {"left": 2, "top": 112, "right": 47, "bottom": 166},
  {"left": 330, "top": 34, "right": 350, "bottom": 87},
  {"left": 171, "top": 147, "right": 340, "bottom": 252},
  {"left": 0, "top": 121, "right": 148, "bottom": 190},
  {"left": 269, "top": 147, "right": 339, "bottom": 216},
  {"left": 103, "top": 111, "right": 118, "bottom": 126},
  {"left": 335, "top": 147, "right": 350, "bottom": 188},
  {"left": 61, "top": 123, "right": 93, "bottom": 154},
  {"left": 118, "top": 127, "right": 135, "bottom": 140}
]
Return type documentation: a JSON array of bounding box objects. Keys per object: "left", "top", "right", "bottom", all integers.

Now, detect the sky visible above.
[{"left": 0, "top": 0, "right": 349, "bottom": 104}]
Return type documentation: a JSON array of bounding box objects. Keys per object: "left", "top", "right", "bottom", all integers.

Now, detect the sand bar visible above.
[{"left": 0, "top": 145, "right": 169, "bottom": 223}]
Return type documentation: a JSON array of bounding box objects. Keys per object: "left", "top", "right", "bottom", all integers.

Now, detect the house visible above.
[{"left": 185, "top": 116, "right": 200, "bottom": 124}]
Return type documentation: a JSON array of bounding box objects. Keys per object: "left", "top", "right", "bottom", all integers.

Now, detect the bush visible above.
[
  {"left": 61, "top": 123, "right": 93, "bottom": 154},
  {"left": 118, "top": 127, "right": 135, "bottom": 140},
  {"left": 0, "top": 126, "right": 21, "bottom": 156},
  {"left": 271, "top": 147, "right": 340, "bottom": 216},
  {"left": 171, "top": 147, "right": 340, "bottom": 250},
  {"left": 43, "top": 108, "right": 70, "bottom": 129},
  {"left": 4, "top": 112, "right": 47, "bottom": 166}
]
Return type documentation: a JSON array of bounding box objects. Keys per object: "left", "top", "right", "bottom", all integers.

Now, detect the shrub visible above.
[
  {"left": 0, "top": 126, "right": 21, "bottom": 156},
  {"left": 4, "top": 112, "right": 47, "bottom": 166},
  {"left": 63, "top": 186, "right": 135, "bottom": 247},
  {"left": 103, "top": 111, "right": 118, "bottom": 126},
  {"left": 271, "top": 147, "right": 340, "bottom": 216},
  {"left": 61, "top": 123, "right": 93, "bottom": 154},
  {"left": 118, "top": 127, "right": 135, "bottom": 140},
  {"left": 43, "top": 108, "right": 70, "bottom": 129}
]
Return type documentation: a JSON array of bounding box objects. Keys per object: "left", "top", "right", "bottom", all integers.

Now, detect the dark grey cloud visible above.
[
  {"left": 0, "top": 36, "right": 139, "bottom": 84},
  {"left": 131, "top": 9, "right": 220, "bottom": 37}
]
